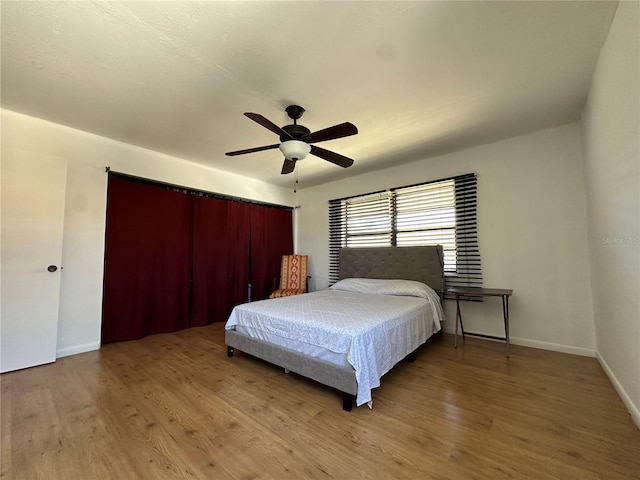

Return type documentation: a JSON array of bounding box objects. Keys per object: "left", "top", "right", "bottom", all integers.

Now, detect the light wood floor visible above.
[{"left": 2, "top": 323, "right": 639, "bottom": 480}]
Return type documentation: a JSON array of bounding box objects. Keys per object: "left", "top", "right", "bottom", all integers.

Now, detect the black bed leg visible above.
[
  {"left": 227, "top": 346, "right": 234, "bottom": 357},
  {"left": 405, "top": 351, "right": 416, "bottom": 363},
  {"left": 342, "top": 393, "right": 355, "bottom": 412}
]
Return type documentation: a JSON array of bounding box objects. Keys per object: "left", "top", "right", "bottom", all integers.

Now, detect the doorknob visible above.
[{"left": 47, "top": 265, "right": 58, "bottom": 272}]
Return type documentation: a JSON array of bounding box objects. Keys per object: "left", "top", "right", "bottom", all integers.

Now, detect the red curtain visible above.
[
  {"left": 102, "top": 174, "right": 294, "bottom": 343},
  {"left": 250, "top": 205, "right": 294, "bottom": 301},
  {"left": 191, "top": 196, "right": 250, "bottom": 327},
  {"left": 102, "top": 175, "right": 192, "bottom": 344}
]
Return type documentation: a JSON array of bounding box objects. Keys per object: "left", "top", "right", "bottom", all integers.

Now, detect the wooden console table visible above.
[{"left": 447, "top": 287, "right": 513, "bottom": 357}]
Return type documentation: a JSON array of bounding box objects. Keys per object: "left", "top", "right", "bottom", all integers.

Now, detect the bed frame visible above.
[{"left": 225, "top": 245, "right": 445, "bottom": 411}]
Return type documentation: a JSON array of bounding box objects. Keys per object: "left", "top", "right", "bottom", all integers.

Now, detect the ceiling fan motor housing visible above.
[{"left": 281, "top": 124, "right": 311, "bottom": 142}]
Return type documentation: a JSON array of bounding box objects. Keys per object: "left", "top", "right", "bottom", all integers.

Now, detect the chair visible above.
[{"left": 270, "top": 254, "right": 309, "bottom": 298}]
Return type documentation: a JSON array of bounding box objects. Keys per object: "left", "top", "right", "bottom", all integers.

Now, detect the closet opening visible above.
[{"left": 101, "top": 171, "right": 293, "bottom": 345}]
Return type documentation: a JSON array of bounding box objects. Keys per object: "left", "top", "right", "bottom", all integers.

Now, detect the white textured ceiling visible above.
[{"left": 1, "top": 1, "right": 617, "bottom": 188}]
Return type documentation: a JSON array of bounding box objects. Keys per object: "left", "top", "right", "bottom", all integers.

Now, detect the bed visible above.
[{"left": 225, "top": 245, "right": 445, "bottom": 411}]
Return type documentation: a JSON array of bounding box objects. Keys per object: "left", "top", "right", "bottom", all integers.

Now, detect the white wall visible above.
[
  {"left": 1, "top": 109, "right": 294, "bottom": 357},
  {"left": 297, "top": 123, "right": 595, "bottom": 355},
  {"left": 580, "top": 1, "right": 640, "bottom": 427}
]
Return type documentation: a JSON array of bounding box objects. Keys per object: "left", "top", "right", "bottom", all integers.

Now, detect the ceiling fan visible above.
[{"left": 225, "top": 105, "right": 358, "bottom": 174}]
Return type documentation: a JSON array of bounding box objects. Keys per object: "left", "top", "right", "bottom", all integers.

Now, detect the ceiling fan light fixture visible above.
[{"left": 279, "top": 140, "right": 311, "bottom": 161}]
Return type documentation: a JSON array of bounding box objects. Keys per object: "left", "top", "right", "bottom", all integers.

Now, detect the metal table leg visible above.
[
  {"left": 454, "top": 294, "right": 465, "bottom": 348},
  {"left": 454, "top": 295, "right": 459, "bottom": 347},
  {"left": 503, "top": 294, "right": 510, "bottom": 358}
]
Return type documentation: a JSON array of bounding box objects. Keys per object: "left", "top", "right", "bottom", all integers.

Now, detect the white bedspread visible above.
[{"left": 225, "top": 288, "right": 444, "bottom": 407}]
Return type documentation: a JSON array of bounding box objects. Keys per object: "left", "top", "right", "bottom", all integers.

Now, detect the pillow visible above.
[{"left": 329, "top": 278, "right": 435, "bottom": 299}]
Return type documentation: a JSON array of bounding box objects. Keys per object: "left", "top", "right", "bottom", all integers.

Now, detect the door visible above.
[{"left": 1, "top": 149, "right": 67, "bottom": 373}]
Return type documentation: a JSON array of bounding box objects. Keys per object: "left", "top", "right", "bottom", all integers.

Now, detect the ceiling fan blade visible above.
[
  {"left": 281, "top": 159, "right": 296, "bottom": 174},
  {"left": 245, "top": 113, "right": 293, "bottom": 140},
  {"left": 310, "top": 145, "right": 354, "bottom": 168},
  {"left": 303, "top": 122, "right": 358, "bottom": 143},
  {"left": 225, "top": 144, "right": 279, "bottom": 156}
]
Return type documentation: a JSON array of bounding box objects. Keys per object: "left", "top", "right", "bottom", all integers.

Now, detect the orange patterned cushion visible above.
[
  {"left": 270, "top": 288, "right": 306, "bottom": 298},
  {"left": 279, "top": 255, "right": 308, "bottom": 291},
  {"left": 269, "top": 254, "right": 308, "bottom": 299}
]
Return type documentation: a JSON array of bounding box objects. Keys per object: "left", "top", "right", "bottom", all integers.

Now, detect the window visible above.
[{"left": 329, "top": 173, "right": 481, "bottom": 292}]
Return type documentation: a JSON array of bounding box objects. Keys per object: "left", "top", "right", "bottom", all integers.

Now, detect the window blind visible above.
[
  {"left": 328, "top": 173, "right": 481, "bottom": 294},
  {"left": 395, "top": 179, "right": 457, "bottom": 270},
  {"left": 448, "top": 174, "right": 482, "bottom": 290}
]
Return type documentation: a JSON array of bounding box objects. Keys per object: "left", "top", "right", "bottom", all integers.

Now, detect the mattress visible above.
[{"left": 225, "top": 280, "right": 444, "bottom": 406}]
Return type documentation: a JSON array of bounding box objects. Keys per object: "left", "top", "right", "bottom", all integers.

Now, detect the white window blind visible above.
[
  {"left": 345, "top": 193, "right": 392, "bottom": 247},
  {"left": 329, "top": 173, "right": 481, "bottom": 294},
  {"left": 395, "top": 180, "right": 457, "bottom": 270}
]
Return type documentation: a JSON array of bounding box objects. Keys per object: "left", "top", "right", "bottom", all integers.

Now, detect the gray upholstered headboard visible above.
[{"left": 339, "top": 246, "right": 445, "bottom": 293}]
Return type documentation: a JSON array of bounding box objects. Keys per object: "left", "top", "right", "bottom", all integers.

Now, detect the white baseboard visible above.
[
  {"left": 508, "top": 336, "right": 596, "bottom": 357},
  {"left": 596, "top": 352, "right": 640, "bottom": 430},
  {"left": 441, "top": 326, "right": 596, "bottom": 357},
  {"left": 56, "top": 342, "right": 100, "bottom": 358}
]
